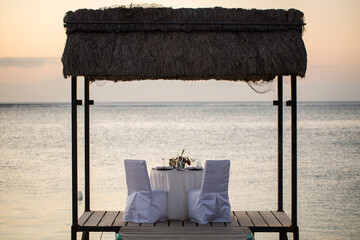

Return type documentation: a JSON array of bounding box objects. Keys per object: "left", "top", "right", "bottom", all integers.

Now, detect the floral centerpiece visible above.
[{"left": 169, "top": 149, "right": 192, "bottom": 169}]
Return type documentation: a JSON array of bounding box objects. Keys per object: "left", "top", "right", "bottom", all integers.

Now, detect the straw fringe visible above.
[{"left": 62, "top": 7, "right": 307, "bottom": 82}]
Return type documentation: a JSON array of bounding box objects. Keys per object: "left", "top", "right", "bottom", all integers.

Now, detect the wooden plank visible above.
[
  {"left": 123, "top": 236, "right": 250, "bottom": 240},
  {"left": 84, "top": 211, "right": 106, "bottom": 227},
  {"left": 154, "top": 220, "right": 169, "bottom": 227},
  {"left": 141, "top": 222, "right": 155, "bottom": 227},
  {"left": 126, "top": 222, "right": 141, "bottom": 227},
  {"left": 98, "top": 211, "right": 119, "bottom": 227},
  {"left": 79, "top": 209, "right": 292, "bottom": 236},
  {"left": 122, "top": 237, "right": 247, "bottom": 240},
  {"left": 211, "top": 222, "right": 226, "bottom": 227},
  {"left": 259, "top": 211, "right": 282, "bottom": 227},
  {"left": 272, "top": 211, "right": 292, "bottom": 227},
  {"left": 233, "top": 211, "right": 253, "bottom": 227},
  {"left": 168, "top": 220, "right": 183, "bottom": 227},
  {"left": 197, "top": 222, "right": 211, "bottom": 227},
  {"left": 183, "top": 220, "right": 197, "bottom": 227},
  {"left": 120, "top": 226, "right": 251, "bottom": 238},
  {"left": 113, "top": 211, "right": 126, "bottom": 227},
  {"left": 78, "top": 211, "right": 93, "bottom": 226},
  {"left": 121, "top": 226, "right": 251, "bottom": 234},
  {"left": 246, "top": 211, "right": 268, "bottom": 227},
  {"left": 226, "top": 212, "right": 240, "bottom": 227}
]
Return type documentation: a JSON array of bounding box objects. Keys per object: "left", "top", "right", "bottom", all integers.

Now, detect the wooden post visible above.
[
  {"left": 291, "top": 75, "right": 298, "bottom": 240},
  {"left": 71, "top": 76, "right": 78, "bottom": 240}
]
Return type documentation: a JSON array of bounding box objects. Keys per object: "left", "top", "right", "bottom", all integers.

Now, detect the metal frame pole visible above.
[
  {"left": 291, "top": 75, "right": 298, "bottom": 240},
  {"left": 275, "top": 75, "right": 287, "bottom": 240},
  {"left": 277, "top": 75, "right": 284, "bottom": 212},
  {"left": 71, "top": 76, "right": 78, "bottom": 240},
  {"left": 84, "top": 77, "right": 90, "bottom": 212}
]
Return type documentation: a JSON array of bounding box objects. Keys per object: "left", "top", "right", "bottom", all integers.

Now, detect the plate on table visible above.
[
  {"left": 156, "top": 166, "right": 173, "bottom": 171},
  {"left": 187, "top": 167, "right": 203, "bottom": 171}
]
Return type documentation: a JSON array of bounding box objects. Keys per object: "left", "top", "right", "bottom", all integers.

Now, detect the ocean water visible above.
[{"left": 0, "top": 102, "right": 359, "bottom": 240}]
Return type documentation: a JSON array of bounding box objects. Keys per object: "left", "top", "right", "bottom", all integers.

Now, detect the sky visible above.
[{"left": 0, "top": 0, "right": 359, "bottom": 103}]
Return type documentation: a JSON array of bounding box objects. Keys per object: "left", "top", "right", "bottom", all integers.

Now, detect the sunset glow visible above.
[{"left": 0, "top": 0, "right": 359, "bottom": 102}]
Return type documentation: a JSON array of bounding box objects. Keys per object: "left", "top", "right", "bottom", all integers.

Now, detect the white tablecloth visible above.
[{"left": 150, "top": 168, "right": 203, "bottom": 220}]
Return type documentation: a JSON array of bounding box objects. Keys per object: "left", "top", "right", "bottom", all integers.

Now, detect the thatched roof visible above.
[{"left": 62, "top": 7, "right": 307, "bottom": 82}]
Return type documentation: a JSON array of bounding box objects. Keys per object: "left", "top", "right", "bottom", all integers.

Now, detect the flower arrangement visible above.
[{"left": 169, "top": 149, "right": 192, "bottom": 169}]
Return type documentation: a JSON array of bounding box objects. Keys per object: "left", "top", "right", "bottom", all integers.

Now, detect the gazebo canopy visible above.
[
  {"left": 62, "top": 7, "right": 307, "bottom": 82},
  {"left": 65, "top": 6, "right": 305, "bottom": 240}
]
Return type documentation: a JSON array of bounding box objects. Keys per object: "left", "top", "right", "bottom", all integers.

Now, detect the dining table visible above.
[{"left": 150, "top": 167, "right": 203, "bottom": 220}]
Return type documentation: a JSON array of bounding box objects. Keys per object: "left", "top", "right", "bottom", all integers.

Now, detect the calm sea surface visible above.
[{"left": 0, "top": 102, "right": 359, "bottom": 239}]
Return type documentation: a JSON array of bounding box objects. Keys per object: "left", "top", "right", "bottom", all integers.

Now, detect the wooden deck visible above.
[
  {"left": 77, "top": 210, "right": 293, "bottom": 238},
  {"left": 120, "top": 227, "right": 251, "bottom": 239}
]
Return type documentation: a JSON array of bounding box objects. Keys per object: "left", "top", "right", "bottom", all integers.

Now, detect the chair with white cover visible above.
[
  {"left": 123, "top": 159, "right": 167, "bottom": 223},
  {"left": 188, "top": 160, "right": 231, "bottom": 224}
]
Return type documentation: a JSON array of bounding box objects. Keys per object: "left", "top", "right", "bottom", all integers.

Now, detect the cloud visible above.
[
  {"left": 0, "top": 57, "right": 60, "bottom": 68},
  {"left": 0, "top": 58, "right": 63, "bottom": 83}
]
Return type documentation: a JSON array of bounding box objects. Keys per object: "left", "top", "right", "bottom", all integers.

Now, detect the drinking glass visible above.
[{"left": 196, "top": 159, "right": 202, "bottom": 168}]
